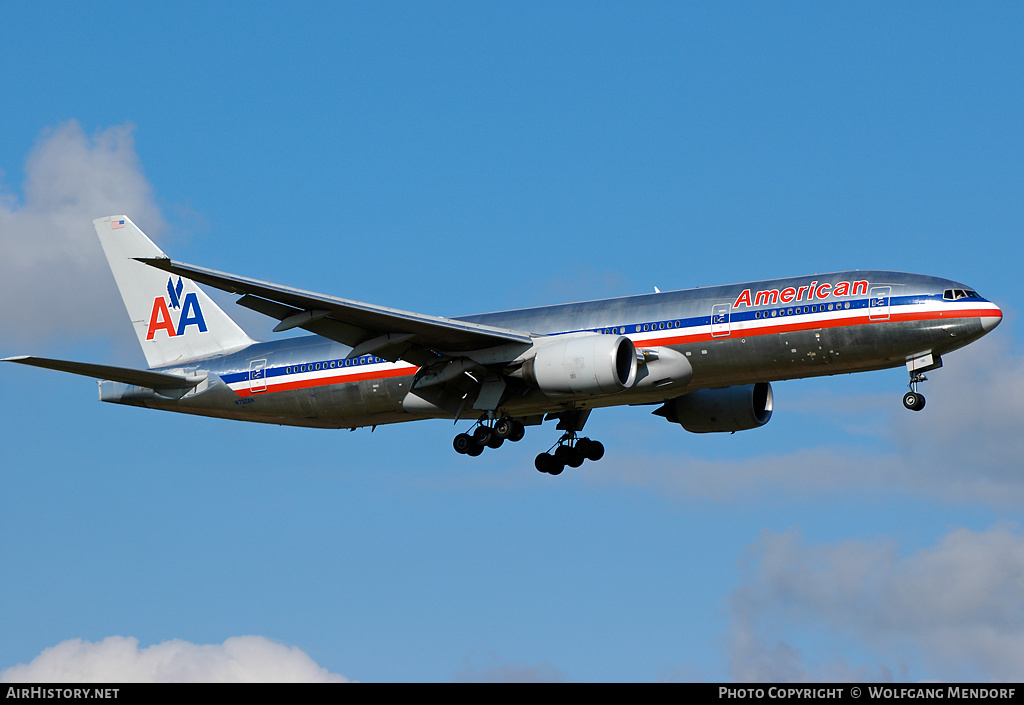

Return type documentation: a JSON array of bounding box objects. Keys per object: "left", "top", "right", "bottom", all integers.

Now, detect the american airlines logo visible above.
[
  {"left": 732, "top": 279, "right": 870, "bottom": 309},
  {"left": 146, "top": 276, "right": 208, "bottom": 340}
]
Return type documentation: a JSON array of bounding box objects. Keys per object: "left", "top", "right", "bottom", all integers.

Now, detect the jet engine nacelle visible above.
[
  {"left": 657, "top": 382, "right": 773, "bottom": 433},
  {"left": 522, "top": 334, "right": 638, "bottom": 396}
]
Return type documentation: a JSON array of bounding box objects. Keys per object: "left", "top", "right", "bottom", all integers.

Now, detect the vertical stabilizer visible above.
[{"left": 94, "top": 216, "right": 254, "bottom": 368}]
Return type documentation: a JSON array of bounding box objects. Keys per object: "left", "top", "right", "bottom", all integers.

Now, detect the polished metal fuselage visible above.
[{"left": 99, "top": 271, "right": 1001, "bottom": 429}]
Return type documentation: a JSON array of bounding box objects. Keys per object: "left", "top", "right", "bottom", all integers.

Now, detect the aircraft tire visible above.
[
  {"left": 903, "top": 392, "right": 926, "bottom": 412},
  {"left": 466, "top": 442, "right": 484, "bottom": 457},
  {"left": 566, "top": 447, "right": 585, "bottom": 468},
  {"left": 473, "top": 426, "right": 494, "bottom": 445},
  {"left": 453, "top": 433, "right": 474, "bottom": 454},
  {"left": 585, "top": 440, "right": 605, "bottom": 462},
  {"left": 535, "top": 453, "right": 554, "bottom": 473},
  {"left": 493, "top": 418, "right": 514, "bottom": 440},
  {"left": 509, "top": 422, "right": 525, "bottom": 442}
]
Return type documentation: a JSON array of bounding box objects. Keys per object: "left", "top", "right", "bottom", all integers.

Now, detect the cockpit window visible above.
[{"left": 943, "top": 289, "right": 982, "bottom": 301}]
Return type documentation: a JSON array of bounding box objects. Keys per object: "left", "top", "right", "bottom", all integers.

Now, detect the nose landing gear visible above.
[
  {"left": 902, "top": 372, "right": 927, "bottom": 412},
  {"left": 902, "top": 354, "right": 941, "bottom": 412}
]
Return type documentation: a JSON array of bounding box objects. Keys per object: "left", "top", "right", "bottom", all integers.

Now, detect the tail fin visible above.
[{"left": 94, "top": 215, "right": 254, "bottom": 368}]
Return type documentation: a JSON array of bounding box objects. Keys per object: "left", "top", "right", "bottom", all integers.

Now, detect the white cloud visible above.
[
  {"left": 0, "top": 121, "right": 167, "bottom": 349},
  {"left": 728, "top": 525, "right": 1024, "bottom": 682},
  {"left": 0, "top": 636, "right": 349, "bottom": 683}
]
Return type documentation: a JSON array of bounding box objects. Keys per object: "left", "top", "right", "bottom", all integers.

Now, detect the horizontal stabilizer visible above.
[{"left": 3, "top": 356, "right": 198, "bottom": 390}]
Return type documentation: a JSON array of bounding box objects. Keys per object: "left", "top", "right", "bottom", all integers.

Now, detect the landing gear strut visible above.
[{"left": 902, "top": 354, "right": 941, "bottom": 412}]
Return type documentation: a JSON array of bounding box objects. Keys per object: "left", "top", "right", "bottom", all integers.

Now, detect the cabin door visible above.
[
  {"left": 249, "top": 359, "right": 268, "bottom": 393},
  {"left": 711, "top": 303, "right": 732, "bottom": 338},
  {"left": 869, "top": 286, "right": 891, "bottom": 321}
]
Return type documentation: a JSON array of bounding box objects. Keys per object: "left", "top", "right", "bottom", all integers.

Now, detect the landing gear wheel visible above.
[
  {"left": 584, "top": 440, "right": 604, "bottom": 462},
  {"left": 535, "top": 453, "right": 563, "bottom": 475},
  {"left": 903, "top": 391, "right": 926, "bottom": 412},
  {"left": 566, "top": 447, "right": 585, "bottom": 468},
  {"left": 453, "top": 433, "right": 474, "bottom": 454},
  {"left": 493, "top": 418, "right": 514, "bottom": 440},
  {"left": 466, "top": 442, "right": 484, "bottom": 457},
  {"left": 535, "top": 453, "right": 553, "bottom": 473},
  {"left": 472, "top": 426, "right": 493, "bottom": 445}
]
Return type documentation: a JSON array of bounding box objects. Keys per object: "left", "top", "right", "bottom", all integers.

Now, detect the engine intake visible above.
[
  {"left": 522, "top": 334, "right": 638, "bottom": 396},
  {"left": 656, "top": 382, "right": 773, "bottom": 433}
]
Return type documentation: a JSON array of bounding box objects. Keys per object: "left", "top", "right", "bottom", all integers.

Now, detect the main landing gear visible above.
[
  {"left": 534, "top": 434, "right": 604, "bottom": 476},
  {"left": 452, "top": 417, "right": 526, "bottom": 457},
  {"left": 452, "top": 408, "right": 608, "bottom": 476},
  {"left": 902, "top": 372, "right": 927, "bottom": 412},
  {"left": 533, "top": 408, "right": 604, "bottom": 475}
]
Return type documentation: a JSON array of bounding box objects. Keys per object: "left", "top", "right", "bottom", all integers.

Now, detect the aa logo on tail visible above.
[{"left": 146, "top": 277, "right": 208, "bottom": 340}]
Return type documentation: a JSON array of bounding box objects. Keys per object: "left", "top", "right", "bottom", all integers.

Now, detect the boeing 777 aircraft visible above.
[{"left": 5, "top": 216, "right": 1003, "bottom": 475}]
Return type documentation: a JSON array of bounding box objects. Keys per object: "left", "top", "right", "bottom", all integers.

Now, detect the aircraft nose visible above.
[{"left": 981, "top": 304, "right": 1003, "bottom": 333}]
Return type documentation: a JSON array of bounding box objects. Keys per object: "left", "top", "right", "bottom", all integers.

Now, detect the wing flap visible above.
[{"left": 236, "top": 294, "right": 371, "bottom": 343}]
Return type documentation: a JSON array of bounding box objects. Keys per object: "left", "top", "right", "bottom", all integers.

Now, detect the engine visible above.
[
  {"left": 656, "top": 382, "right": 773, "bottom": 433},
  {"left": 521, "top": 334, "right": 638, "bottom": 396}
]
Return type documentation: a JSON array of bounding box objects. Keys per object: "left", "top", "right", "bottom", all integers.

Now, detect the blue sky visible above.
[{"left": 1, "top": 3, "right": 1022, "bottom": 682}]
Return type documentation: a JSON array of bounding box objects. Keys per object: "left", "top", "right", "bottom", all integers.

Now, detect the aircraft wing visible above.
[
  {"left": 3, "top": 356, "right": 200, "bottom": 390},
  {"left": 138, "top": 258, "right": 534, "bottom": 365}
]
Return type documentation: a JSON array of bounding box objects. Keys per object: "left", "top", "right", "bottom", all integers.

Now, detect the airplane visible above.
[{"left": 4, "top": 216, "right": 1003, "bottom": 475}]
